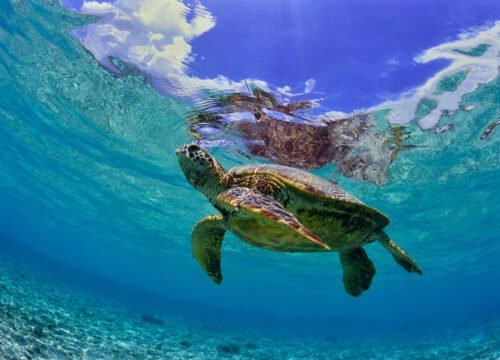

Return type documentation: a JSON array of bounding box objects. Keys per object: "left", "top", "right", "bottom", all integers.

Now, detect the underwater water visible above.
[{"left": 0, "top": 0, "right": 499, "bottom": 359}]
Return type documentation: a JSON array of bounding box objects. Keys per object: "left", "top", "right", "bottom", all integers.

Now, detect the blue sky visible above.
[
  {"left": 63, "top": 0, "right": 500, "bottom": 115},
  {"left": 190, "top": 0, "right": 500, "bottom": 110}
]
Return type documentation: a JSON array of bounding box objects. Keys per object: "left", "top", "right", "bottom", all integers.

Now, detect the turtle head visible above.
[{"left": 176, "top": 143, "right": 226, "bottom": 202}]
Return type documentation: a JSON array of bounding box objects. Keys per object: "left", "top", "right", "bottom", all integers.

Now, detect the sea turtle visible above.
[
  {"left": 176, "top": 143, "right": 422, "bottom": 296},
  {"left": 188, "top": 89, "right": 418, "bottom": 185}
]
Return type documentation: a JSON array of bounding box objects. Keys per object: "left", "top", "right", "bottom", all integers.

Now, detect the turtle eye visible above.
[{"left": 187, "top": 144, "right": 200, "bottom": 152}]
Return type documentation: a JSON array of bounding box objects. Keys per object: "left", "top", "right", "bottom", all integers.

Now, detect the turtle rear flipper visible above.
[
  {"left": 192, "top": 215, "right": 226, "bottom": 284},
  {"left": 376, "top": 231, "right": 423, "bottom": 275},
  {"left": 339, "top": 248, "right": 376, "bottom": 297}
]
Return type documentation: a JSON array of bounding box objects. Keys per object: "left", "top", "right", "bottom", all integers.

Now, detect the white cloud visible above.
[
  {"left": 304, "top": 78, "right": 316, "bottom": 93},
  {"left": 276, "top": 78, "right": 317, "bottom": 97},
  {"left": 76, "top": 0, "right": 319, "bottom": 98},
  {"left": 131, "top": 0, "right": 214, "bottom": 38},
  {"left": 81, "top": 1, "right": 116, "bottom": 14},
  {"left": 78, "top": 0, "right": 215, "bottom": 78}
]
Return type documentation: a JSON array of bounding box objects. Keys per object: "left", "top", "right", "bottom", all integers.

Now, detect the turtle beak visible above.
[{"left": 176, "top": 145, "right": 189, "bottom": 157}]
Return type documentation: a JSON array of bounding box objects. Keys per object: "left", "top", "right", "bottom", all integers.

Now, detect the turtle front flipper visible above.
[
  {"left": 339, "top": 248, "right": 376, "bottom": 296},
  {"left": 376, "top": 231, "right": 423, "bottom": 275},
  {"left": 216, "top": 187, "right": 331, "bottom": 251},
  {"left": 192, "top": 215, "right": 227, "bottom": 284}
]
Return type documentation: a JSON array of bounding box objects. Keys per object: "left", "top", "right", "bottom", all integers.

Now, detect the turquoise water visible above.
[{"left": 0, "top": 0, "right": 499, "bottom": 358}]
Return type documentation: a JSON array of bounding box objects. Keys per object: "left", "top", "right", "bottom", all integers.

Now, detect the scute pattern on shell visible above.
[
  {"left": 229, "top": 164, "right": 362, "bottom": 204},
  {"left": 217, "top": 187, "right": 329, "bottom": 250}
]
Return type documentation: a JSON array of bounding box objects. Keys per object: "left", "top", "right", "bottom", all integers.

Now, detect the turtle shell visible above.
[
  {"left": 216, "top": 187, "right": 331, "bottom": 252},
  {"left": 227, "top": 164, "right": 389, "bottom": 250}
]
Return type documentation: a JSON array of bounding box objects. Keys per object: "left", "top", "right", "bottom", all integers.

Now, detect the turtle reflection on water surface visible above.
[
  {"left": 188, "top": 88, "right": 418, "bottom": 185},
  {"left": 177, "top": 144, "right": 422, "bottom": 297}
]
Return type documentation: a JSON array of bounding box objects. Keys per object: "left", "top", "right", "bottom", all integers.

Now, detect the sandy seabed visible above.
[{"left": 0, "top": 256, "right": 498, "bottom": 360}]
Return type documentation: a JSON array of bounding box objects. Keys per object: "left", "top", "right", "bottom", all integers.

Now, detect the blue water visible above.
[{"left": 0, "top": 0, "right": 499, "bottom": 358}]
